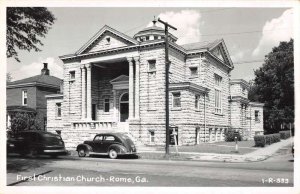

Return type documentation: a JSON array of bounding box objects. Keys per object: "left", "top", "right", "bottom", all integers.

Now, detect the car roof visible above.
[
  {"left": 19, "top": 130, "right": 59, "bottom": 136},
  {"left": 95, "top": 132, "right": 127, "bottom": 137}
]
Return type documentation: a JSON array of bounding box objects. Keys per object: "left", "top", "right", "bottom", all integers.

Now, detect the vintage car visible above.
[
  {"left": 7, "top": 130, "right": 67, "bottom": 157},
  {"left": 76, "top": 133, "right": 137, "bottom": 159}
]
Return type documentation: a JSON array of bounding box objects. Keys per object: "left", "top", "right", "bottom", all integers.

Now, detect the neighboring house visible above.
[
  {"left": 46, "top": 21, "right": 264, "bottom": 149},
  {"left": 7, "top": 63, "right": 62, "bottom": 131}
]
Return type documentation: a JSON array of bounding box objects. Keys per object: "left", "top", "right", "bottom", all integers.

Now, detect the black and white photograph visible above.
[{"left": 1, "top": 1, "right": 299, "bottom": 194}]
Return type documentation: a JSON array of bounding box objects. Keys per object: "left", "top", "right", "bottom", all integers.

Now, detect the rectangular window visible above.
[
  {"left": 172, "top": 92, "right": 181, "bottom": 108},
  {"left": 255, "top": 110, "right": 259, "bottom": 122},
  {"left": 190, "top": 67, "right": 198, "bottom": 77},
  {"left": 104, "top": 98, "right": 110, "bottom": 112},
  {"left": 150, "top": 131, "right": 155, "bottom": 143},
  {"left": 56, "top": 103, "right": 62, "bottom": 118},
  {"left": 195, "top": 95, "right": 200, "bottom": 110},
  {"left": 214, "top": 74, "right": 222, "bottom": 114},
  {"left": 22, "top": 90, "right": 28, "bottom": 106},
  {"left": 148, "top": 60, "right": 156, "bottom": 72},
  {"left": 70, "top": 71, "right": 75, "bottom": 81}
]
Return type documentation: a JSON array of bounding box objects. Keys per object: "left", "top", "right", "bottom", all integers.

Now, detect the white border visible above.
[{"left": 1, "top": 1, "right": 299, "bottom": 194}]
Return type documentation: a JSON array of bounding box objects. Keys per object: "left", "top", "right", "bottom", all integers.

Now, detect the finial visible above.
[{"left": 152, "top": 16, "right": 157, "bottom": 26}]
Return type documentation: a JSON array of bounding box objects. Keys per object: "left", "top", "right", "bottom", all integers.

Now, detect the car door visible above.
[
  {"left": 102, "top": 135, "right": 116, "bottom": 153},
  {"left": 92, "top": 135, "right": 104, "bottom": 153}
]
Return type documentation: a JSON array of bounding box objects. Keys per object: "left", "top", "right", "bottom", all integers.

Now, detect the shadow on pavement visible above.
[
  {"left": 88, "top": 154, "right": 139, "bottom": 160},
  {"left": 7, "top": 154, "right": 58, "bottom": 173}
]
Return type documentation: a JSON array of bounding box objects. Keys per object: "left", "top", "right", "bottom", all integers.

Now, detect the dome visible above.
[{"left": 133, "top": 20, "right": 178, "bottom": 43}]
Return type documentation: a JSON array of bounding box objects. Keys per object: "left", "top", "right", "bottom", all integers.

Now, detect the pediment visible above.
[
  {"left": 209, "top": 40, "right": 233, "bottom": 68},
  {"left": 110, "top": 75, "right": 129, "bottom": 83},
  {"left": 76, "top": 25, "right": 138, "bottom": 54},
  {"left": 110, "top": 75, "right": 129, "bottom": 90}
]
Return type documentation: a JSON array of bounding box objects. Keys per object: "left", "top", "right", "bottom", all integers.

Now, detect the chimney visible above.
[{"left": 41, "top": 63, "right": 50, "bottom": 75}]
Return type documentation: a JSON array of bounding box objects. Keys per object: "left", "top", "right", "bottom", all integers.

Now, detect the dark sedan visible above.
[
  {"left": 76, "top": 133, "right": 137, "bottom": 159},
  {"left": 7, "top": 130, "right": 67, "bottom": 158}
]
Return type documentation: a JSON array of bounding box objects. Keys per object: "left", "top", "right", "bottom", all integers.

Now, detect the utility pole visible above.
[{"left": 157, "top": 18, "right": 177, "bottom": 156}]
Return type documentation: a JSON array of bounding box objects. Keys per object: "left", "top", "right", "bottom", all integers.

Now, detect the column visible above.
[
  {"left": 134, "top": 56, "right": 140, "bottom": 119},
  {"left": 113, "top": 89, "right": 117, "bottom": 121},
  {"left": 127, "top": 57, "right": 135, "bottom": 119},
  {"left": 86, "top": 63, "right": 92, "bottom": 120},
  {"left": 81, "top": 65, "right": 86, "bottom": 120}
]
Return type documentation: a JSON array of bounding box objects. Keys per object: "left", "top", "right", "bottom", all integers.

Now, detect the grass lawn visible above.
[{"left": 146, "top": 140, "right": 258, "bottom": 155}]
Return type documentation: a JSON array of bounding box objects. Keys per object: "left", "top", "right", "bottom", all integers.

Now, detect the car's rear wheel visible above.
[
  {"left": 109, "top": 149, "right": 118, "bottom": 159},
  {"left": 78, "top": 148, "right": 86, "bottom": 157}
]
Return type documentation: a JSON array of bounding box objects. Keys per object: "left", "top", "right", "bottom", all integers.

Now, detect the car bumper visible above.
[{"left": 42, "top": 149, "right": 68, "bottom": 155}]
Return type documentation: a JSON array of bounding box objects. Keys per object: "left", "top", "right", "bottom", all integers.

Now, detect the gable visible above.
[
  {"left": 208, "top": 40, "right": 233, "bottom": 68},
  {"left": 76, "top": 25, "right": 139, "bottom": 55},
  {"left": 86, "top": 32, "right": 131, "bottom": 53},
  {"left": 211, "top": 45, "right": 226, "bottom": 62}
]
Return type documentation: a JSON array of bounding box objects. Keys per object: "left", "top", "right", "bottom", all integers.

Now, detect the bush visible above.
[
  {"left": 254, "top": 135, "right": 265, "bottom": 147},
  {"left": 225, "top": 130, "right": 242, "bottom": 142},
  {"left": 273, "top": 133, "right": 281, "bottom": 143},
  {"left": 254, "top": 133, "right": 281, "bottom": 147},
  {"left": 8, "top": 112, "right": 41, "bottom": 135},
  {"left": 279, "top": 130, "right": 291, "bottom": 139}
]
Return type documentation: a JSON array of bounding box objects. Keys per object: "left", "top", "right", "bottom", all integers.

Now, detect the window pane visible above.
[
  {"left": 121, "top": 93, "right": 129, "bottom": 102},
  {"left": 57, "top": 103, "right": 61, "bottom": 117},
  {"left": 104, "top": 136, "right": 115, "bottom": 141},
  {"left": 195, "top": 95, "right": 199, "bottom": 109},
  {"left": 148, "top": 60, "right": 156, "bottom": 71},
  {"left": 104, "top": 99, "right": 110, "bottom": 112},
  {"left": 173, "top": 93, "right": 181, "bottom": 108},
  {"left": 190, "top": 67, "right": 198, "bottom": 76}
]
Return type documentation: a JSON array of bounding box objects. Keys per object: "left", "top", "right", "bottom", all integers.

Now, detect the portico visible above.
[{"left": 77, "top": 54, "right": 140, "bottom": 131}]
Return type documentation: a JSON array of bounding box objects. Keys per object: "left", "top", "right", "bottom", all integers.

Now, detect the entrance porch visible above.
[{"left": 71, "top": 54, "right": 141, "bottom": 132}]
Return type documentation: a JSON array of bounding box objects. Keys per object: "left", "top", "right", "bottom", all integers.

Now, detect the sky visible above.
[{"left": 7, "top": 7, "right": 293, "bottom": 81}]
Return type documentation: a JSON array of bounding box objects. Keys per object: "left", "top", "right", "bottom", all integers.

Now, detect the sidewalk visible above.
[{"left": 137, "top": 137, "right": 293, "bottom": 163}]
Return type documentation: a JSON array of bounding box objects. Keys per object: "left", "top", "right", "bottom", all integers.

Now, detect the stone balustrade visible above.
[{"left": 71, "top": 121, "right": 115, "bottom": 130}]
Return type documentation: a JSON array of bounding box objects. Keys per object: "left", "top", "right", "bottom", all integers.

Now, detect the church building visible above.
[{"left": 46, "top": 21, "right": 264, "bottom": 148}]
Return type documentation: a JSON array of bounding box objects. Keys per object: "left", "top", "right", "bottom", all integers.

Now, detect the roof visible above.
[
  {"left": 7, "top": 75, "right": 62, "bottom": 89},
  {"left": 75, "top": 25, "right": 139, "bottom": 55},
  {"left": 230, "top": 79, "right": 250, "bottom": 89},
  {"left": 180, "top": 39, "right": 223, "bottom": 51},
  {"left": 137, "top": 25, "right": 164, "bottom": 33},
  {"left": 7, "top": 106, "right": 36, "bottom": 113}
]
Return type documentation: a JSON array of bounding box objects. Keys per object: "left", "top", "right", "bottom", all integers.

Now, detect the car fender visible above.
[
  {"left": 76, "top": 144, "right": 93, "bottom": 153},
  {"left": 108, "top": 144, "right": 127, "bottom": 154}
]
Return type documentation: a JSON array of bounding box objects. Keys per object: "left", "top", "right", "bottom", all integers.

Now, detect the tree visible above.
[
  {"left": 6, "top": 73, "right": 13, "bottom": 82},
  {"left": 7, "top": 7, "right": 55, "bottom": 62},
  {"left": 249, "top": 39, "right": 294, "bottom": 134}
]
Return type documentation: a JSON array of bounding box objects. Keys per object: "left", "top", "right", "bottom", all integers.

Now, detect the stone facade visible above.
[{"left": 46, "top": 24, "right": 264, "bottom": 149}]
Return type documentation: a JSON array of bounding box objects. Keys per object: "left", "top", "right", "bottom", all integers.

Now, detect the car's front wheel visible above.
[
  {"left": 108, "top": 149, "right": 118, "bottom": 159},
  {"left": 78, "top": 148, "right": 86, "bottom": 157}
]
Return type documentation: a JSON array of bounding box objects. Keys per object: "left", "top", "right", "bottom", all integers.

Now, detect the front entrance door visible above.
[{"left": 119, "top": 93, "right": 129, "bottom": 122}]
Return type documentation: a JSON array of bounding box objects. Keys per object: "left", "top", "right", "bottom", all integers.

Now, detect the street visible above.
[{"left": 6, "top": 151, "right": 293, "bottom": 187}]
